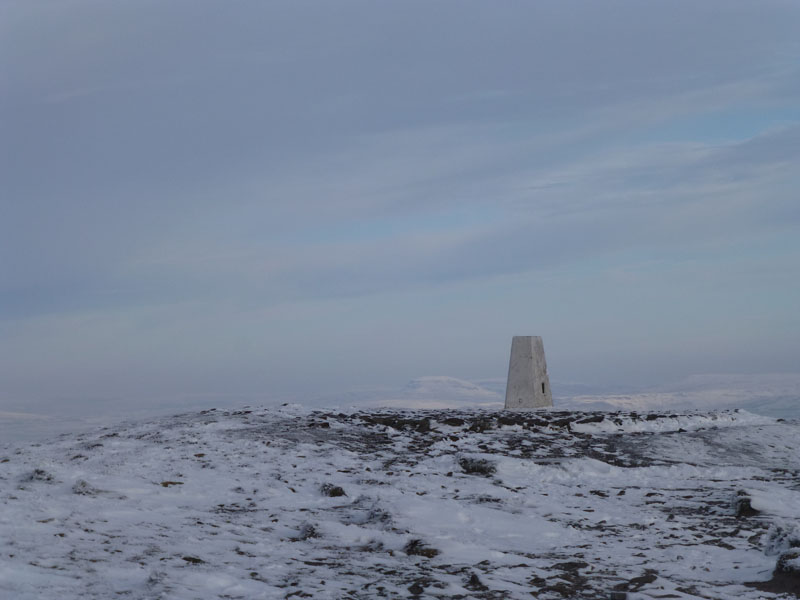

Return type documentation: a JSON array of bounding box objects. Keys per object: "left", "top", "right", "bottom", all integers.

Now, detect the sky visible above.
[{"left": 2, "top": 0, "right": 800, "bottom": 417}]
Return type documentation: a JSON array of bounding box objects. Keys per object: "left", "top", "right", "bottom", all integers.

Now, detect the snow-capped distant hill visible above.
[
  {"left": 403, "top": 376, "right": 498, "bottom": 398},
  {"left": 559, "top": 373, "right": 800, "bottom": 418},
  {"left": 2, "top": 373, "right": 798, "bottom": 445},
  {"left": 1, "top": 406, "right": 798, "bottom": 599},
  {"left": 313, "top": 376, "right": 503, "bottom": 410},
  {"left": 316, "top": 373, "right": 800, "bottom": 418}
]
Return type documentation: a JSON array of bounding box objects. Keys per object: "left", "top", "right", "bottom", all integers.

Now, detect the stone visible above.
[
  {"left": 733, "top": 490, "right": 759, "bottom": 518},
  {"left": 320, "top": 483, "right": 346, "bottom": 497},
  {"left": 404, "top": 539, "right": 440, "bottom": 558},
  {"left": 504, "top": 336, "right": 553, "bottom": 409},
  {"left": 458, "top": 457, "right": 497, "bottom": 476}
]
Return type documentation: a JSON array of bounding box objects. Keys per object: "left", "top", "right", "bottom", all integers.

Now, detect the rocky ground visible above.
[{"left": 1, "top": 406, "right": 799, "bottom": 599}]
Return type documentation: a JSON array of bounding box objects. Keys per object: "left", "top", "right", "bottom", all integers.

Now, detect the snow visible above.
[
  {"left": 746, "top": 488, "right": 800, "bottom": 520},
  {"left": 1, "top": 406, "right": 799, "bottom": 599},
  {"left": 559, "top": 373, "right": 800, "bottom": 418}
]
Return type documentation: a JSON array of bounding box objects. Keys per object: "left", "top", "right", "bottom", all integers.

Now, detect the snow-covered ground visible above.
[{"left": 2, "top": 405, "right": 799, "bottom": 599}]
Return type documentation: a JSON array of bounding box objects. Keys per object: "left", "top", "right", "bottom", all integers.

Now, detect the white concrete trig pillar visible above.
[{"left": 504, "top": 336, "right": 553, "bottom": 409}]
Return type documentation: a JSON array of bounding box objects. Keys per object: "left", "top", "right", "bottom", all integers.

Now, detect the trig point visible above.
[{"left": 504, "top": 336, "right": 553, "bottom": 410}]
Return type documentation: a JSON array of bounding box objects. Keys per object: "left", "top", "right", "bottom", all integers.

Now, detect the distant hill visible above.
[
  {"left": 560, "top": 373, "right": 800, "bottom": 417},
  {"left": 3, "top": 373, "right": 798, "bottom": 444},
  {"left": 318, "top": 373, "right": 800, "bottom": 418}
]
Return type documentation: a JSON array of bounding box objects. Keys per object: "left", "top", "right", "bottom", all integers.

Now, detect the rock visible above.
[
  {"left": 320, "top": 483, "right": 346, "bottom": 497},
  {"left": 465, "top": 572, "right": 488, "bottom": 591},
  {"left": 408, "top": 581, "right": 425, "bottom": 595},
  {"left": 613, "top": 569, "right": 657, "bottom": 592},
  {"left": 72, "top": 480, "right": 99, "bottom": 495},
  {"left": 732, "top": 490, "right": 759, "bottom": 518},
  {"left": 361, "top": 415, "right": 431, "bottom": 432},
  {"left": 458, "top": 457, "right": 496, "bottom": 476},
  {"left": 775, "top": 549, "right": 800, "bottom": 575},
  {"left": 23, "top": 469, "right": 54, "bottom": 483},
  {"left": 748, "top": 549, "right": 800, "bottom": 597},
  {"left": 293, "top": 523, "right": 318, "bottom": 541},
  {"left": 577, "top": 415, "right": 605, "bottom": 425},
  {"left": 555, "top": 561, "right": 589, "bottom": 571},
  {"left": 765, "top": 523, "right": 800, "bottom": 556},
  {"left": 404, "top": 539, "right": 439, "bottom": 558},
  {"left": 552, "top": 417, "right": 574, "bottom": 430},
  {"left": 468, "top": 418, "right": 495, "bottom": 433}
]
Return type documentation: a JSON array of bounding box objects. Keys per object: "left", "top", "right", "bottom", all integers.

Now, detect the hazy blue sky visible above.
[{"left": 2, "top": 1, "right": 800, "bottom": 412}]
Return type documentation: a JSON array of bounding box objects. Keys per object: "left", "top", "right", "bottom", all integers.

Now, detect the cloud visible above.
[
  {"left": 3, "top": 121, "right": 798, "bottom": 320},
  {"left": 1, "top": 0, "right": 799, "bottom": 402},
  {"left": 92, "top": 122, "right": 798, "bottom": 311}
]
